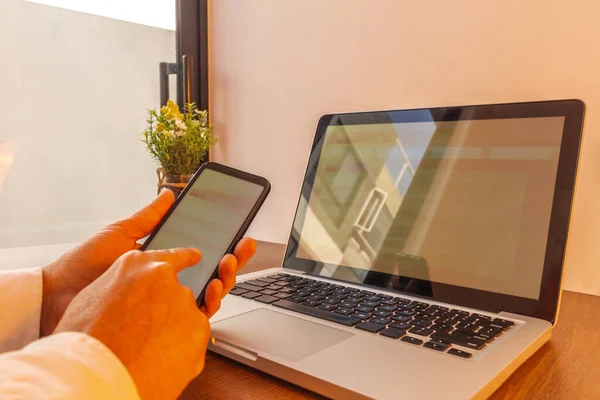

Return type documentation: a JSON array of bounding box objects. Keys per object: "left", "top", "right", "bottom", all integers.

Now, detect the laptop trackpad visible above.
[{"left": 212, "top": 308, "right": 354, "bottom": 362}]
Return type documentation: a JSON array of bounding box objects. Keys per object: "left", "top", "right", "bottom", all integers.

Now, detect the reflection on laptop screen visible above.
[{"left": 296, "top": 115, "right": 565, "bottom": 300}]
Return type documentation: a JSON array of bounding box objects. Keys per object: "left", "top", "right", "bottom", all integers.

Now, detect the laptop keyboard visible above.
[{"left": 230, "top": 273, "right": 515, "bottom": 359}]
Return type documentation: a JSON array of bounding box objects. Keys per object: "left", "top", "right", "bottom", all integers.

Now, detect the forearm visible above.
[
  {"left": 0, "top": 269, "right": 42, "bottom": 352},
  {"left": 0, "top": 332, "right": 140, "bottom": 399}
]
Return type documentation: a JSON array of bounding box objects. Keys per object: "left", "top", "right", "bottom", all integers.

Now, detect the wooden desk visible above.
[{"left": 181, "top": 241, "right": 600, "bottom": 399}]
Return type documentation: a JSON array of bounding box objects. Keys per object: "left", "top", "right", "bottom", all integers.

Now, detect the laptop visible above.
[{"left": 208, "top": 99, "right": 585, "bottom": 399}]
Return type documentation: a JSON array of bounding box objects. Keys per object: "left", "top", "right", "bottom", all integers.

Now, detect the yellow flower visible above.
[
  {"left": 156, "top": 122, "right": 166, "bottom": 132},
  {"left": 162, "top": 100, "right": 183, "bottom": 121}
]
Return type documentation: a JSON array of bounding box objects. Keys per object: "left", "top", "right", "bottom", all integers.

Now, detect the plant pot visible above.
[{"left": 157, "top": 168, "right": 193, "bottom": 198}]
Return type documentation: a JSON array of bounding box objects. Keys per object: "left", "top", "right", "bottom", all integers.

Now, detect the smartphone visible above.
[{"left": 140, "top": 162, "right": 270, "bottom": 307}]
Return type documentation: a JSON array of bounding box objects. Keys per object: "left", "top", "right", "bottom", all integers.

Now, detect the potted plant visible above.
[{"left": 143, "top": 100, "right": 216, "bottom": 197}]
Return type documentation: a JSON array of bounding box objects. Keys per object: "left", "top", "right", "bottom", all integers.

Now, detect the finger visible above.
[
  {"left": 145, "top": 247, "right": 202, "bottom": 272},
  {"left": 115, "top": 191, "right": 175, "bottom": 240},
  {"left": 233, "top": 238, "right": 257, "bottom": 271},
  {"left": 217, "top": 254, "right": 238, "bottom": 298},
  {"left": 202, "top": 279, "right": 223, "bottom": 318}
]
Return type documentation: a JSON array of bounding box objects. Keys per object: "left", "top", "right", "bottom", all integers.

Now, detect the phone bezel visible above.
[{"left": 140, "top": 161, "right": 271, "bottom": 307}]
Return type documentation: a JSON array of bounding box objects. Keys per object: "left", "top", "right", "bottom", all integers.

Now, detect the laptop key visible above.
[
  {"left": 391, "top": 315, "right": 411, "bottom": 322},
  {"left": 272, "top": 300, "right": 360, "bottom": 327},
  {"left": 308, "top": 295, "right": 326, "bottom": 301},
  {"left": 260, "top": 289, "right": 278, "bottom": 296},
  {"left": 401, "top": 336, "right": 423, "bottom": 345},
  {"left": 431, "top": 331, "right": 487, "bottom": 350},
  {"left": 248, "top": 280, "right": 271, "bottom": 288},
  {"left": 455, "top": 328, "right": 479, "bottom": 337},
  {"left": 334, "top": 308, "right": 354, "bottom": 316},
  {"left": 380, "top": 328, "right": 406, "bottom": 339},
  {"left": 491, "top": 318, "right": 515, "bottom": 330},
  {"left": 356, "top": 305, "right": 374, "bottom": 313},
  {"left": 255, "top": 295, "right": 279, "bottom": 304},
  {"left": 424, "top": 341, "right": 450, "bottom": 352},
  {"left": 474, "top": 318, "right": 491, "bottom": 327},
  {"left": 317, "top": 304, "right": 337, "bottom": 311},
  {"left": 351, "top": 312, "right": 371, "bottom": 320},
  {"left": 373, "top": 310, "right": 392, "bottom": 317},
  {"left": 411, "top": 319, "right": 433, "bottom": 328},
  {"left": 479, "top": 327, "right": 503, "bottom": 337},
  {"left": 230, "top": 288, "right": 249, "bottom": 296},
  {"left": 257, "top": 277, "right": 277, "bottom": 284},
  {"left": 242, "top": 292, "right": 262, "bottom": 299},
  {"left": 340, "top": 302, "right": 358, "bottom": 310},
  {"left": 236, "top": 283, "right": 264, "bottom": 292},
  {"left": 448, "top": 348, "right": 473, "bottom": 359},
  {"left": 274, "top": 292, "right": 292, "bottom": 299},
  {"left": 345, "top": 297, "right": 362, "bottom": 304},
  {"left": 389, "top": 322, "right": 412, "bottom": 330},
  {"left": 409, "top": 327, "right": 434, "bottom": 337},
  {"left": 361, "top": 301, "right": 379, "bottom": 308},
  {"left": 429, "top": 305, "right": 450, "bottom": 312},
  {"left": 322, "top": 298, "right": 340, "bottom": 305},
  {"left": 378, "top": 305, "right": 397, "bottom": 312},
  {"left": 475, "top": 332, "right": 495, "bottom": 342},
  {"left": 290, "top": 296, "right": 306, "bottom": 303},
  {"left": 302, "top": 300, "right": 321, "bottom": 307},
  {"left": 370, "top": 317, "right": 392, "bottom": 325},
  {"left": 355, "top": 321, "right": 386, "bottom": 333}
]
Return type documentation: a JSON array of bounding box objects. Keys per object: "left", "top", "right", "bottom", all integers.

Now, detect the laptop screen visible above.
[
  {"left": 295, "top": 116, "right": 563, "bottom": 300},
  {"left": 284, "top": 101, "right": 584, "bottom": 321}
]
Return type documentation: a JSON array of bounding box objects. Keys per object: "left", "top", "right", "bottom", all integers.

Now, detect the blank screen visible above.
[
  {"left": 146, "top": 169, "right": 264, "bottom": 298},
  {"left": 296, "top": 117, "right": 564, "bottom": 300}
]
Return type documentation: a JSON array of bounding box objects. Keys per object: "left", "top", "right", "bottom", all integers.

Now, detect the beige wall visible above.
[
  {"left": 209, "top": 0, "right": 600, "bottom": 295},
  {"left": 0, "top": 0, "right": 175, "bottom": 247}
]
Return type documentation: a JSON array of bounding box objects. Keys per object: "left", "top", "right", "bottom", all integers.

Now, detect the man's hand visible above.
[
  {"left": 55, "top": 248, "right": 213, "bottom": 400},
  {"left": 41, "top": 190, "right": 257, "bottom": 335}
]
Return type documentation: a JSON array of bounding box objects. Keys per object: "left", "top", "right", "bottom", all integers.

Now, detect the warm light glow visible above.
[{"left": 25, "top": 0, "right": 175, "bottom": 30}]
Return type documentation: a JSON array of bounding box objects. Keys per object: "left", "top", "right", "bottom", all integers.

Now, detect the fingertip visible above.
[
  {"left": 245, "top": 237, "right": 257, "bottom": 254},
  {"left": 158, "top": 189, "right": 175, "bottom": 203},
  {"left": 219, "top": 253, "right": 238, "bottom": 271},
  {"left": 188, "top": 247, "right": 202, "bottom": 263},
  {"left": 234, "top": 237, "right": 257, "bottom": 269}
]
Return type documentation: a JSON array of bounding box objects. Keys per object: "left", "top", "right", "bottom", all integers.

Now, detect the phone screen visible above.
[{"left": 144, "top": 168, "right": 266, "bottom": 298}]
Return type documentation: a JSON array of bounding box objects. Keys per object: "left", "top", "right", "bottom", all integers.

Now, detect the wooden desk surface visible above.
[{"left": 181, "top": 241, "right": 600, "bottom": 399}]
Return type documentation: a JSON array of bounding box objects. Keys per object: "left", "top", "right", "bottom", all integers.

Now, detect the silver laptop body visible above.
[{"left": 208, "top": 100, "right": 585, "bottom": 400}]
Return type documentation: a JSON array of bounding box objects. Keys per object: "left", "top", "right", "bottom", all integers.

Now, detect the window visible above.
[{"left": 0, "top": 1, "right": 207, "bottom": 265}]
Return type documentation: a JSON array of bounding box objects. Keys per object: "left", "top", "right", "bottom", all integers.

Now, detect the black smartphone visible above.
[{"left": 140, "top": 162, "right": 270, "bottom": 307}]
